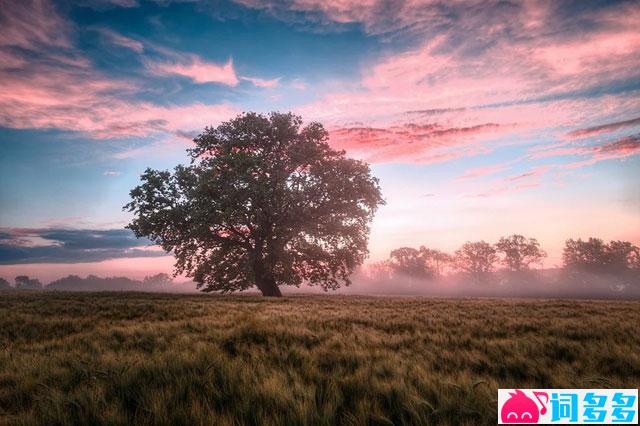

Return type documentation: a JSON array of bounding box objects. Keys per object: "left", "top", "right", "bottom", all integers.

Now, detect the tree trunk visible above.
[
  {"left": 257, "top": 276, "right": 282, "bottom": 297},
  {"left": 253, "top": 257, "right": 283, "bottom": 297}
]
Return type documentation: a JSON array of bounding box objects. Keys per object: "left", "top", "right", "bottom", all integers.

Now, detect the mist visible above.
[
  {"left": 5, "top": 267, "right": 636, "bottom": 299},
  {"left": 342, "top": 268, "right": 640, "bottom": 299}
]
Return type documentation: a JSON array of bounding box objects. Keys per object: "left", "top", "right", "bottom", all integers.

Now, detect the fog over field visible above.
[{"left": 2, "top": 270, "right": 638, "bottom": 300}]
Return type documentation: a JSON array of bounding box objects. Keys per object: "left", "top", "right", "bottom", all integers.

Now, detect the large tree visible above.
[
  {"left": 125, "top": 112, "right": 384, "bottom": 296},
  {"left": 494, "top": 234, "right": 546, "bottom": 271}
]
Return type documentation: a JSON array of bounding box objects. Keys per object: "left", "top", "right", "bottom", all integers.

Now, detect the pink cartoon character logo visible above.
[{"left": 501, "top": 389, "right": 548, "bottom": 423}]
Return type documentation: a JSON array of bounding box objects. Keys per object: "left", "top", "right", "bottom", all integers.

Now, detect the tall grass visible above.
[{"left": 0, "top": 292, "right": 638, "bottom": 425}]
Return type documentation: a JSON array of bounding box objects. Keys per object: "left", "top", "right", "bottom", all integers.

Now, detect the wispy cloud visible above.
[
  {"left": 507, "top": 166, "right": 552, "bottom": 182},
  {"left": 566, "top": 116, "right": 640, "bottom": 139},
  {"left": 532, "top": 134, "right": 640, "bottom": 163},
  {"left": 97, "top": 28, "right": 144, "bottom": 52},
  {"left": 0, "top": 0, "right": 71, "bottom": 50},
  {"left": 516, "top": 133, "right": 640, "bottom": 186},
  {"left": 233, "top": 0, "right": 454, "bottom": 36},
  {"left": 328, "top": 122, "right": 506, "bottom": 163},
  {"left": 472, "top": 181, "right": 542, "bottom": 198},
  {"left": 149, "top": 56, "right": 239, "bottom": 86},
  {"left": 233, "top": 2, "right": 640, "bottom": 205},
  {"left": 290, "top": 79, "right": 307, "bottom": 90},
  {"left": 467, "top": 166, "right": 551, "bottom": 198},
  {"left": 599, "top": 134, "right": 640, "bottom": 156},
  {"left": 240, "top": 76, "right": 280, "bottom": 88},
  {"left": 462, "top": 132, "right": 640, "bottom": 197},
  {"left": 457, "top": 163, "right": 511, "bottom": 181},
  {"left": 148, "top": 51, "right": 281, "bottom": 89},
  {"left": 0, "top": 2, "right": 239, "bottom": 140}
]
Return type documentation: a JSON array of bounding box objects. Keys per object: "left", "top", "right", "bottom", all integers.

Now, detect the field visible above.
[{"left": 1, "top": 292, "right": 639, "bottom": 425}]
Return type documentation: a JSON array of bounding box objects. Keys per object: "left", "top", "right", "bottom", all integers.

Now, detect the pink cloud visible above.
[
  {"left": 0, "top": 1, "right": 240, "bottom": 140},
  {"left": 533, "top": 29, "right": 640, "bottom": 78},
  {"left": 144, "top": 43, "right": 279, "bottom": 89},
  {"left": 527, "top": 134, "right": 640, "bottom": 176},
  {"left": 0, "top": 58, "right": 239, "bottom": 138},
  {"left": 98, "top": 28, "right": 144, "bottom": 52},
  {"left": 150, "top": 56, "right": 239, "bottom": 86},
  {"left": 532, "top": 134, "right": 640, "bottom": 163},
  {"left": 234, "top": 0, "right": 455, "bottom": 35},
  {"left": 599, "top": 135, "right": 640, "bottom": 155},
  {"left": 328, "top": 122, "right": 505, "bottom": 163},
  {"left": 507, "top": 165, "right": 552, "bottom": 182},
  {"left": 530, "top": 147, "right": 588, "bottom": 159},
  {"left": 3, "top": 0, "right": 640, "bottom": 173},
  {"left": 310, "top": 21, "right": 640, "bottom": 119},
  {"left": 0, "top": 0, "right": 71, "bottom": 50},
  {"left": 149, "top": 54, "right": 280, "bottom": 88},
  {"left": 290, "top": 79, "right": 307, "bottom": 90},
  {"left": 240, "top": 76, "right": 280, "bottom": 88},
  {"left": 457, "top": 163, "right": 510, "bottom": 181},
  {"left": 465, "top": 165, "right": 553, "bottom": 198},
  {"left": 566, "top": 116, "right": 640, "bottom": 139},
  {"left": 472, "top": 181, "right": 542, "bottom": 198},
  {"left": 293, "top": 1, "right": 640, "bottom": 169},
  {"left": 311, "top": 92, "right": 639, "bottom": 164}
]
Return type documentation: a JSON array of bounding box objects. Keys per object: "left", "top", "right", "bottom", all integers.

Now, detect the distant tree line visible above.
[
  {"left": 0, "top": 273, "right": 196, "bottom": 292},
  {"left": 379, "top": 235, "right": 639, "bottom": 282}
]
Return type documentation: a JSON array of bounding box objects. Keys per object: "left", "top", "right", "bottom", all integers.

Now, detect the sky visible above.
[{"left": 0, "top": 0, "right": 639, "bottom": 282}]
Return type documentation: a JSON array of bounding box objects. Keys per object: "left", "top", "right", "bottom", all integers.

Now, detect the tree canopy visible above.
[
  {"left": 15, "top": 275, "right": 42, "bottom": 290},
  {"left": 143, "top": 273, "right": 173, "bottom": 287},
  {"left": 0, "top": 277, "right": 11, "bottom": 290},
  {"left": 453, "top": 241, "right": 498, "bottom": 282},
  {"left": 420, "top": 247, "right": 453, "bottom": 277},
  {"left": 388, "top": 247, "right": 431, "bottom": 278},
  {"left": 495, "top": 234, "right": 546, "bottom": 271},
  {"left": 387, "top": 246, "right": 452, "bottom": 278},
  {"left": 125, "top": 112, "right": 384, "bottom": 296},
  {"left": 563, "top": 238, "right": 639, "bottom": 272}
]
